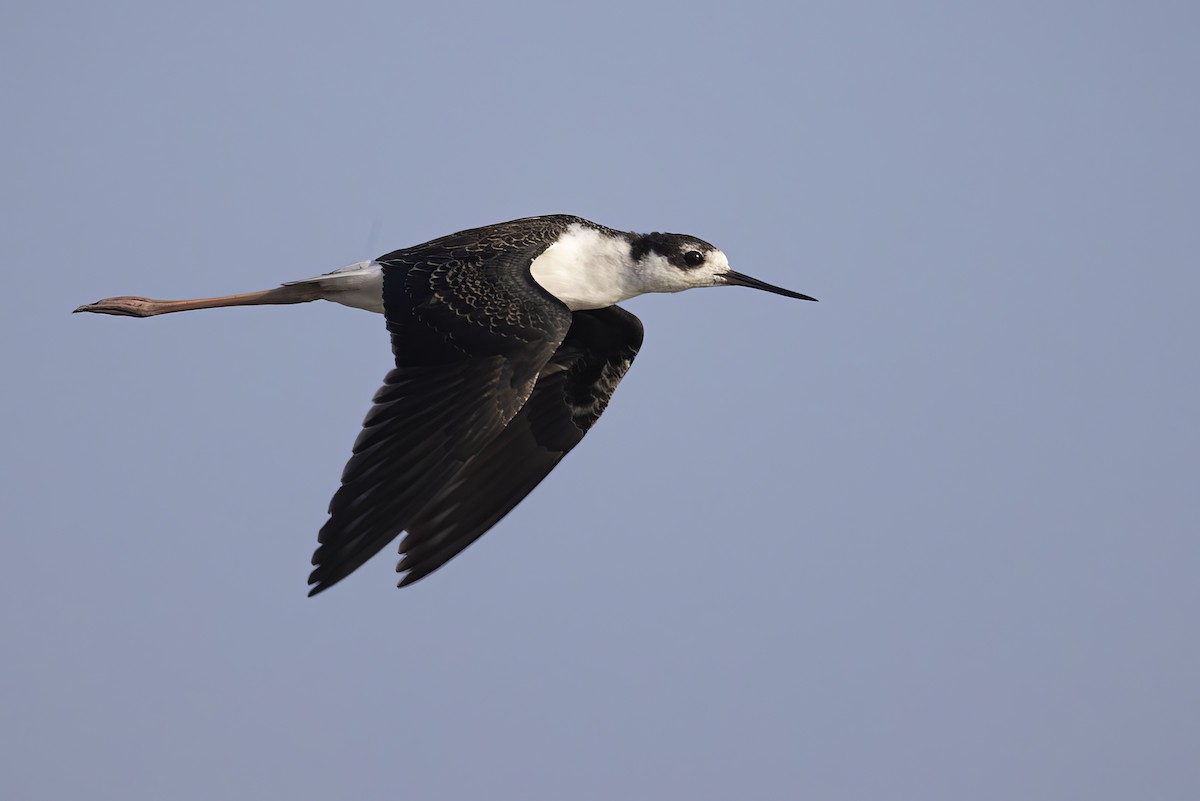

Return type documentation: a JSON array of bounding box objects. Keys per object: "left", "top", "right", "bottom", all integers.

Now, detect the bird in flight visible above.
[{"left": 76, "top": 215, "right": 816, "bottom": 594}]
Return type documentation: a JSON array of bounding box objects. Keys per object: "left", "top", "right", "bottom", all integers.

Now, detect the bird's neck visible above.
[{"left": 529, "top": 225, "right": 646, "bottom": 311}]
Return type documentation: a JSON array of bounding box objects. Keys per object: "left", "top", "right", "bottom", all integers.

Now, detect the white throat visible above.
[{"left": 529, "top": 225, "right": 642, "bottom": 311}]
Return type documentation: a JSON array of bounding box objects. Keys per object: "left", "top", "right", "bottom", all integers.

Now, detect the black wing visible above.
[
  {"left": 307, "top": 217, "right": 586, "bottom": 595},
  {"left": 394, "top": 305, "right": 644, "bottom": 586}
]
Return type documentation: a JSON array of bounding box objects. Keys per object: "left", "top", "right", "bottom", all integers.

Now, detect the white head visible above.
[
  {"left": 627, "top": 231, "right": 818, "bottom": 301},
  {"left": 528, "top": 223, "right": 816, "bottom": 311}
]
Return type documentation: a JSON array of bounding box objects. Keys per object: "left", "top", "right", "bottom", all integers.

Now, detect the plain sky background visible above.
[{"left": 3, "top": 1, "right": 1198, "bottom": 798}]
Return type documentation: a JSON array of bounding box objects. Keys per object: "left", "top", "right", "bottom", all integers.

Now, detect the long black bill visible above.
[{"left": 723, "top": 270, "right": 817, "bottom": 302}]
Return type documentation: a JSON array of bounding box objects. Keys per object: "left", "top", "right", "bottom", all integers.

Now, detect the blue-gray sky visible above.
[{"left": 4, "top": 2, "right": 1198, "bottom": 798}]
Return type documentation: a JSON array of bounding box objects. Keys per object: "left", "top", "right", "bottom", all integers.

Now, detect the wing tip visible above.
[
  {"left": 306, "top": 563, "right": 340, "bottom": 597},
  {"left": 396, "top": 571, "right": 423, "bottom": 589}
]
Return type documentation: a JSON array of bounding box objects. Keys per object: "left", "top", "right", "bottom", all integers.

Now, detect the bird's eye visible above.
[{"left": 683, "top": 250, "right": 705, "bottom": 267}]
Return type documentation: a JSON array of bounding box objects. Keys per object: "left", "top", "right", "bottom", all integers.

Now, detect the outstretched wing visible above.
[
  {"left": 394, "top": 305, "right": 645, "bottom": 587},
  {"left": 307, "top": 218, "right": 582, "bottom": 595}
]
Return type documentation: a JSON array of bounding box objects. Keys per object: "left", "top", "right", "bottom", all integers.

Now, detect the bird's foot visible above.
[{"left": 73, "top": 296, "right": 162, "bottom": 317}]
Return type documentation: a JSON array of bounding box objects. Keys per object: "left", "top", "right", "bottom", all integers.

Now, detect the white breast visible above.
[{"left": 529, "top": 225, "right": 641, "bottom": 311}]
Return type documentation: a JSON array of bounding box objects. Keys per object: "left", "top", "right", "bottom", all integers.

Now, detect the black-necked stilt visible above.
[{"left": 76, "top": 215, "right": 816, "bottom": 594}]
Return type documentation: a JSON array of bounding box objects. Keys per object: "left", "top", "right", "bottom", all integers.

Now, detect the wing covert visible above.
[{"left": 307, "top": 221, "right": 576, "bottom": 595}]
